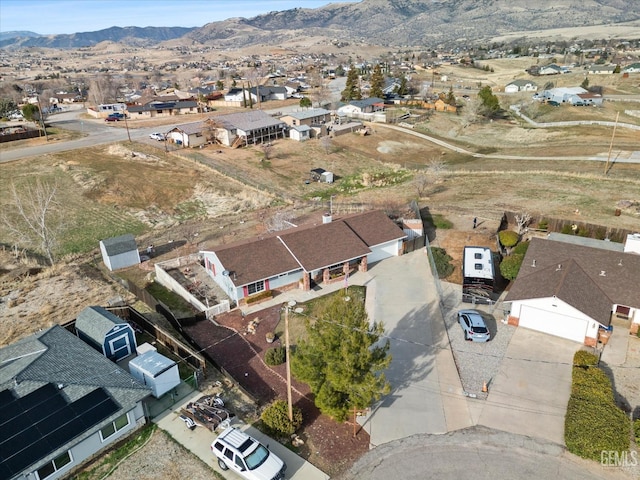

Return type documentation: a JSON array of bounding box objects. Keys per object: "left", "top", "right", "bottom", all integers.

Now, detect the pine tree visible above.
[
  {"left": 445, "top": 86, "right": 456, "bottom": 106},
  {"left": 394, "top": 76, "right": 409, "bottom": 96},
  {"left": 369, "top": 64, "right": 385, "bottom": 99},
  {"left": 477, "top": 85, "right": 500, "bottom": 118},
  {"left": 341, "top": 65, "right": 362, "bottom": 101},
  {"left": 291, "top": 292, "right": 391, "bottom": 421}
]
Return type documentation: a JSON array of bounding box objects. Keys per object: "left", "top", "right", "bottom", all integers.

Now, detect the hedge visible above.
[{"left": 565, "top": 351, "right": 630, "bottom": 461}]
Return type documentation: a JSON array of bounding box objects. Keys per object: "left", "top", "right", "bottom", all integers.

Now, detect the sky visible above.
[{"left": 0, "top": 0, "right": 360, "bottom": 35}]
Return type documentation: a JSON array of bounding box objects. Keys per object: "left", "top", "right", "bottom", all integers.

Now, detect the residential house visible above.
[
  {"left": 539, "top": 87, "right": 588, "bottom": 104},
  {"left": 201, "top": 210, "right": 407, "bottom": 303},
  {"left": 223, "top": 86, "right": 287, "bottom": 106},
  {"left": 573, "top": 92, "right": 603, "bottom": 106},
  {"left": 224, "top": 87, "right": 258, "bottom": 104},
  {"left": 538, "top": 64, "right": 563, "bottom": 75},
  {"left": 76, "top": 306, "right": 138, "bottom": 361},
  {"left": 166, "top": 120, "right": 208, "bottom": 148},
  {"left": 504, "top": 237, "right": 640, "bottom": 344},
  {"left": 622, "top": 63, "right": 640, "bottom": 73},
  {"left": 0, "top": 325, "right": 150, "bottom": 480},
  {"left": 337, "top": 97, "right": 385, "bottom": 115},
  {"left": 99, "top": 234, "right": 140, "bottom": 271},
  {"left": 504, "top": 79, "right": 538, "bottom": 93},
  {"left": 207, "top": 110, "right": 287, "bottom": 147},
  {"left": 279, "top": 108, "right": 331, "bottom": 138},
  {"left": 588, "top": 64, "right": 616, "bottom": 74},
  {"left": 127, "top": 100, "right": 198, "bottom": 118}
]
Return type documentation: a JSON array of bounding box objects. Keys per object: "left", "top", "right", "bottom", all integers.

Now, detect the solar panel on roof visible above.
[{"left": 0, "top": 386, "right": 121, "bottom": 478}]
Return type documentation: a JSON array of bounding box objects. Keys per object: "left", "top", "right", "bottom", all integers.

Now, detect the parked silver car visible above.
[{"left": 458, "top": 309, "right": 491, "bottom": 342}]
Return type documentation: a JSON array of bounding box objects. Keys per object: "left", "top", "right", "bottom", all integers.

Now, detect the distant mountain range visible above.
[
  {"left": 2, "top": 0, "right": 639, "bottom": 49},
  {"left": 0, "top": 26, "right": 195, "bottom": 49}
]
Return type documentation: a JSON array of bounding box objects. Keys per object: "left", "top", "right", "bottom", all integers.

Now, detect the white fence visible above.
[
  {"left": 510, "top": 105, "right": 640, "bottom": 131},
  {"left": 154, "top": 254, "right": 230, "bottom": 319}
]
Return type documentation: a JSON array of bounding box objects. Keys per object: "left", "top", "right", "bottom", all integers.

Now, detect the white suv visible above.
[{"left": 211, "top": 427, "right": 286, "bottom": 480}]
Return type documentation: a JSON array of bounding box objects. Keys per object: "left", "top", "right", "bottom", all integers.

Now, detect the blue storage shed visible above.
[{"left": 76, "top": 306, "right": 137, "bottom": 361}]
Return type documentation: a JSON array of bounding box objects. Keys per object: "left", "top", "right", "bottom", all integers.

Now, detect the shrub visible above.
[
  {"left": 261, "top": 400, "right": 303, "bottom": 436},
  {"left": 512, "top": 241, "right": 530, "bottom": 256},
  {"left": 635, "top": 418, "right": 640, "bottom": 443},
  {"left": 498, "top": 230, "right": 518, "bottom": 248},
  {"left": 537, "top": 219, "right": 548, "bottom": 230},
  {"left": 561, "top": 224, "right": 574, "bottom": 235},
  {"left": 499, "top": 254, "right": 523, "bottom": 280},
  {"left": 565, "top": 351, "right": 630, "bottom": 461},
  {"left": 245, "top": 290, "right": 272, "bottom": 304},
  {"left": 265, "top": 346, "right": 286, "bottom": 366},
  {"left": 431, "top": 247, "right": 454, "bottom": 278}
]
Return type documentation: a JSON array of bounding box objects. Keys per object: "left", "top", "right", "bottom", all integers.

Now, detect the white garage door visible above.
[
  {"left": 519, "top": 305, "right": 588, "bottom": 343},
  {"left": 368, "top": 242, "right": 398, "bottom": 264}
]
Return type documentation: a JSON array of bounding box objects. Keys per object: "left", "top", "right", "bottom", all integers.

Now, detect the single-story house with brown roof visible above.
[
  {"left": 504, "top": 237, "right": 640, "bottom": 345},
  {"left": 200, "top": 210, "right": 407, "bottom": 304}
]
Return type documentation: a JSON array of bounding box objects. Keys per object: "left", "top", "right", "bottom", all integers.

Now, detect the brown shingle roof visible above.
[
  {"left": 208, "top": 210, "right": 406, "bottom": 285},
  {"left": 505, "top": 237, "right": 640, "bottom": 324}
]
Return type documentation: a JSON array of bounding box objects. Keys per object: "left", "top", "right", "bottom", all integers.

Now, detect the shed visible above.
[
  {"left": 99, "top": 233, "right": 140, "bottom": 271},
  {"left": 128, "top": 351, "right": 180, "bottom": 398},
  {"left": 320, "top": 171, "right": 334, "bottom": 183},
  {"left": 76, "top": 306, "right": 137, "bottom": 361}
]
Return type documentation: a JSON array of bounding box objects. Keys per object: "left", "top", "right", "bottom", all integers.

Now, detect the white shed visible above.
[
  {"left": 99, "top": 234, "right": 141, "bottom": 271},
  {"left": 128, "top": 351, "right": 180, "bottom": 398},
  {"left": 320, "top": 171, "right": 334, "bottom": 183}
]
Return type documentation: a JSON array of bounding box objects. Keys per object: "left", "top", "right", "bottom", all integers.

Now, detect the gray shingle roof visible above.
[
  {"left": 100, "top": 234, "right": 138, "bottom": 256},
  {"left": 212, "top": 110, "right": 286, "bottom": 132},
  {"left": 76, "top": 306, "right": 127, "bottom": 344},
  {"left": 283, "top": 108, "right": 330, "bottom": 120},
  {"left": 505, "top": 237, "right": 640, "bottom": 323}
]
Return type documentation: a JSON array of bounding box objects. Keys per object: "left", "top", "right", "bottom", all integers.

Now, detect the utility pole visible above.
[
  {"left": 285, "top": 304, "right": 293, "bottom": 422},
  {"left": 604, "top": 111, "right": 619, "bottom": 176},
  {"left": 35, "top": 95, "right": 49, "bottom": 142},
  {"left": 123, "top": 110, "right": 132, "bottom": 143}
]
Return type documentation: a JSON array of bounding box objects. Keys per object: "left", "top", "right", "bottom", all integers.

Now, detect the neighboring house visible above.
[
  {"left": 224, "top": 87, "right": 258, "bottom": 104},
  {"left": 280, "top": 108, "right": 330, "bottom": 138},
  {"left": 166, "top": 120, "right": 207, "bottom": 147},
  {"left": 504, "top": 79, "right": 538, "bottom": 93},
  {"left": 538, "top": 64, "right": 563, "bottom": 75},
  {"left": 201, "top": 210, "right": 407, "bottom": 303},
  {"left": 505, "top": 237, "right": 640, "bottom": 344},
  {"left": 207, "top": 110, "right": 287, "bottom": 147},
  {"left": 337, "top": 97, "right": 385, "bottom": 115},
  {"left": 99, "top": 233, "right": 140, "bottom": 271},
  {"left": 573, "top": 92, "right": 604, "bottom": 106},
  {"left": 86, "top": 103, "right": 127, "bottom": 119},
  {"left": 76, "top": 306, "right": 138, "bottom": 361},
  {"left": 127, "top": 100, "right": 198, "bottom": 118},
  {"left": 622, "top": 62, "right": 640, "bottom": 73},
  {"left": 588, "top": 64, "right": 616, "bottom": 74},
  {"left": 50, "top": 92, "right": 81, "bottom": 104},
  {"left": 0, "top": 325, "right": 150, "bottom": 480},
  {"left": 539, "top": 87, "right": 587, "bottom": 104}
]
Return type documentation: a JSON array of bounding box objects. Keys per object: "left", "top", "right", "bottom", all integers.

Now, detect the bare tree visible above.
[
  {"left": 460, "top": 99, "right": 482, "bottom": 128},
  {"left": 412, "top": 172, "right": 431, "bottom": 198},
  {"left": 88, "top": 73, "right": 119, "bottom": 105},
  {"left": 2, "top": 180, "right": 64, "bottom": 265},
  {"left": 426, "top": 158, "right": 447, "bottom": 182},
  {"left": 320, "top": 135, "right": 333, "bottom": 155},
  {"left": 261, "top": 142, "right": 274, "bottom": 161},
  {"left": 515, "top": 212, "right": 532, "bottom": 235}
]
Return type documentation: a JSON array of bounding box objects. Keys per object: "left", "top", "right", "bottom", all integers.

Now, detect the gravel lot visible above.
[{"left": 443, "top": 300, "right": 516, "bottom": 398}]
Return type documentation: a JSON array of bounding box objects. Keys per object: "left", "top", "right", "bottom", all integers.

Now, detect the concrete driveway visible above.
[
  {"left": 475, "top": 328, "right": 578, "bottom": 445},
  {"left": 361, "top": 250, "right": 472, "bottom": 447}
]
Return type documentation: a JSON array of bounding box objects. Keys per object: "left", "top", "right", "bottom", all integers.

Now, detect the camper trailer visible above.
[{"left": 462, "top": 246, "right": 495, "bottom": 304}]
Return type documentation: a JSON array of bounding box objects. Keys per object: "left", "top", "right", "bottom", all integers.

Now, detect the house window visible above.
[
  {"left": 247, "top": 280, "right": 265, "bottom": 295},
  {"left": 475, "top": 263, "right": 483, "bottom": 270},
  {"left": 36, "top": 451, "right": 72, "bottom": 479},
  {"left": 474, "top": 253, "right": 483, "bottom": 259},
  {"left": 100, "top": 413, "right": 130, "bottom": 441}
]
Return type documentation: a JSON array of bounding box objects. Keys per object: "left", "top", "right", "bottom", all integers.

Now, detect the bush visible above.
[
  {"left": 265, "top": 346, "right": 286, "bottom": 366},
  {"left": 499, "top": 254, "right": 523, "bottom": 280},
  {"left": 431, "top": 247, "right": 454, "bottom": 278},
  {"left": 245, "top": 290, "right": 272, "bottom": 304},
  {"left": 537, "top": 219, "right": 548, "bottom": 230},
  {"left": 261, "top": 400, "right": 303, "bottom": 436},
  {"left": 512, "top": 241, "right": 530, "bottom": 255},
  {"left": 561, "top": 224, "right": 574, "bottom": 235},
  {"left": 498, "top": 230, "right": 518, "bottom": 248},
  {"left": 635, "top": 419, "right": 640, "bottom": 443},
  {"left": 565, "top": 351, "right": 630, "bottom": 461}
]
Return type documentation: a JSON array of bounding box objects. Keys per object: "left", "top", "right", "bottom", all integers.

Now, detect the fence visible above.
[
  {"left": 0, "top": 129, "right": 41, "bottom": 143},
  {"left": 509, "top": 105, "right": 640, "bottom": 131},
  {"left": 500, "top": 211, "right": 634, "bottom": 243}
]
